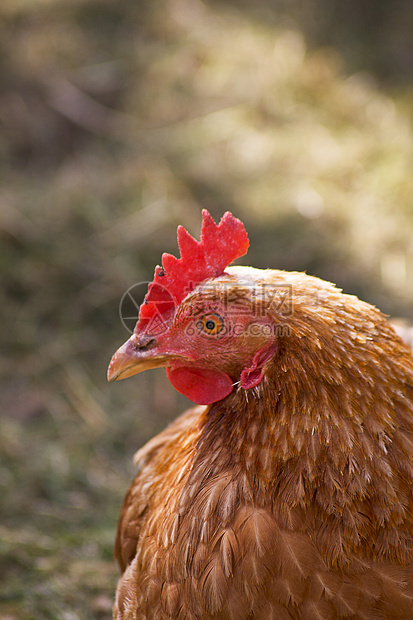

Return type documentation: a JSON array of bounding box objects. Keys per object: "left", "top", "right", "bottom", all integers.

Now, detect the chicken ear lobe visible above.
[
  {"left": 240, "top": 344, "right": 277, "bottom": 390},
  {"left": 166, "top": 366, "right": 234, "bottom": 405}
]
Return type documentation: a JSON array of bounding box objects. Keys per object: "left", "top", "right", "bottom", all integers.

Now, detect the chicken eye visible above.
[{"left": 198, "top": 313, "right": 225, "bottom": 335}]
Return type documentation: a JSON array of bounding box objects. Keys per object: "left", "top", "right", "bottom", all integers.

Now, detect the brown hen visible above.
[{"left": 108, "top": 211, "right": 413, "bottom": 619}]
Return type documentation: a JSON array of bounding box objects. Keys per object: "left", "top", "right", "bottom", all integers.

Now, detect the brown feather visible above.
[
  {"left": 218, "top": 528, "right": 238, "bottom": 578},
  {"left": 112, "top": 267, "right": 413, "bottom": 619}
]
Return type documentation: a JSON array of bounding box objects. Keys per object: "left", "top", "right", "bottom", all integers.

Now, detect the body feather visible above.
[{"left": 111, "top": 265, "right": 413, "bottom": 619}]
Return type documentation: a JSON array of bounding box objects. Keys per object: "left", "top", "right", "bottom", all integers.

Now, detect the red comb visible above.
[{"left": 135, "top": 210, "right": 249, "bottom": 335}]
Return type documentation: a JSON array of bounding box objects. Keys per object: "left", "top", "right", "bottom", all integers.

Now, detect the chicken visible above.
[{"left": 108, "top": 210, "right": 413, "bottom": 619}]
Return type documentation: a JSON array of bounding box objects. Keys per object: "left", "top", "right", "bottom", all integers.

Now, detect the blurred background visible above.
[{"left": 1, "top": 0, "right": 413, "bottom": 617}]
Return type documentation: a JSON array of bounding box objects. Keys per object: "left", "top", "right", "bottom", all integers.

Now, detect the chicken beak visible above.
[{"left": 107, "top": 334, "right": 176, "bottom": 382}]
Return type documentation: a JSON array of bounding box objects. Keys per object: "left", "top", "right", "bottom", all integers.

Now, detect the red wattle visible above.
[{"left": 166, "top": 366, "right": 234, "bottom": 405}]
